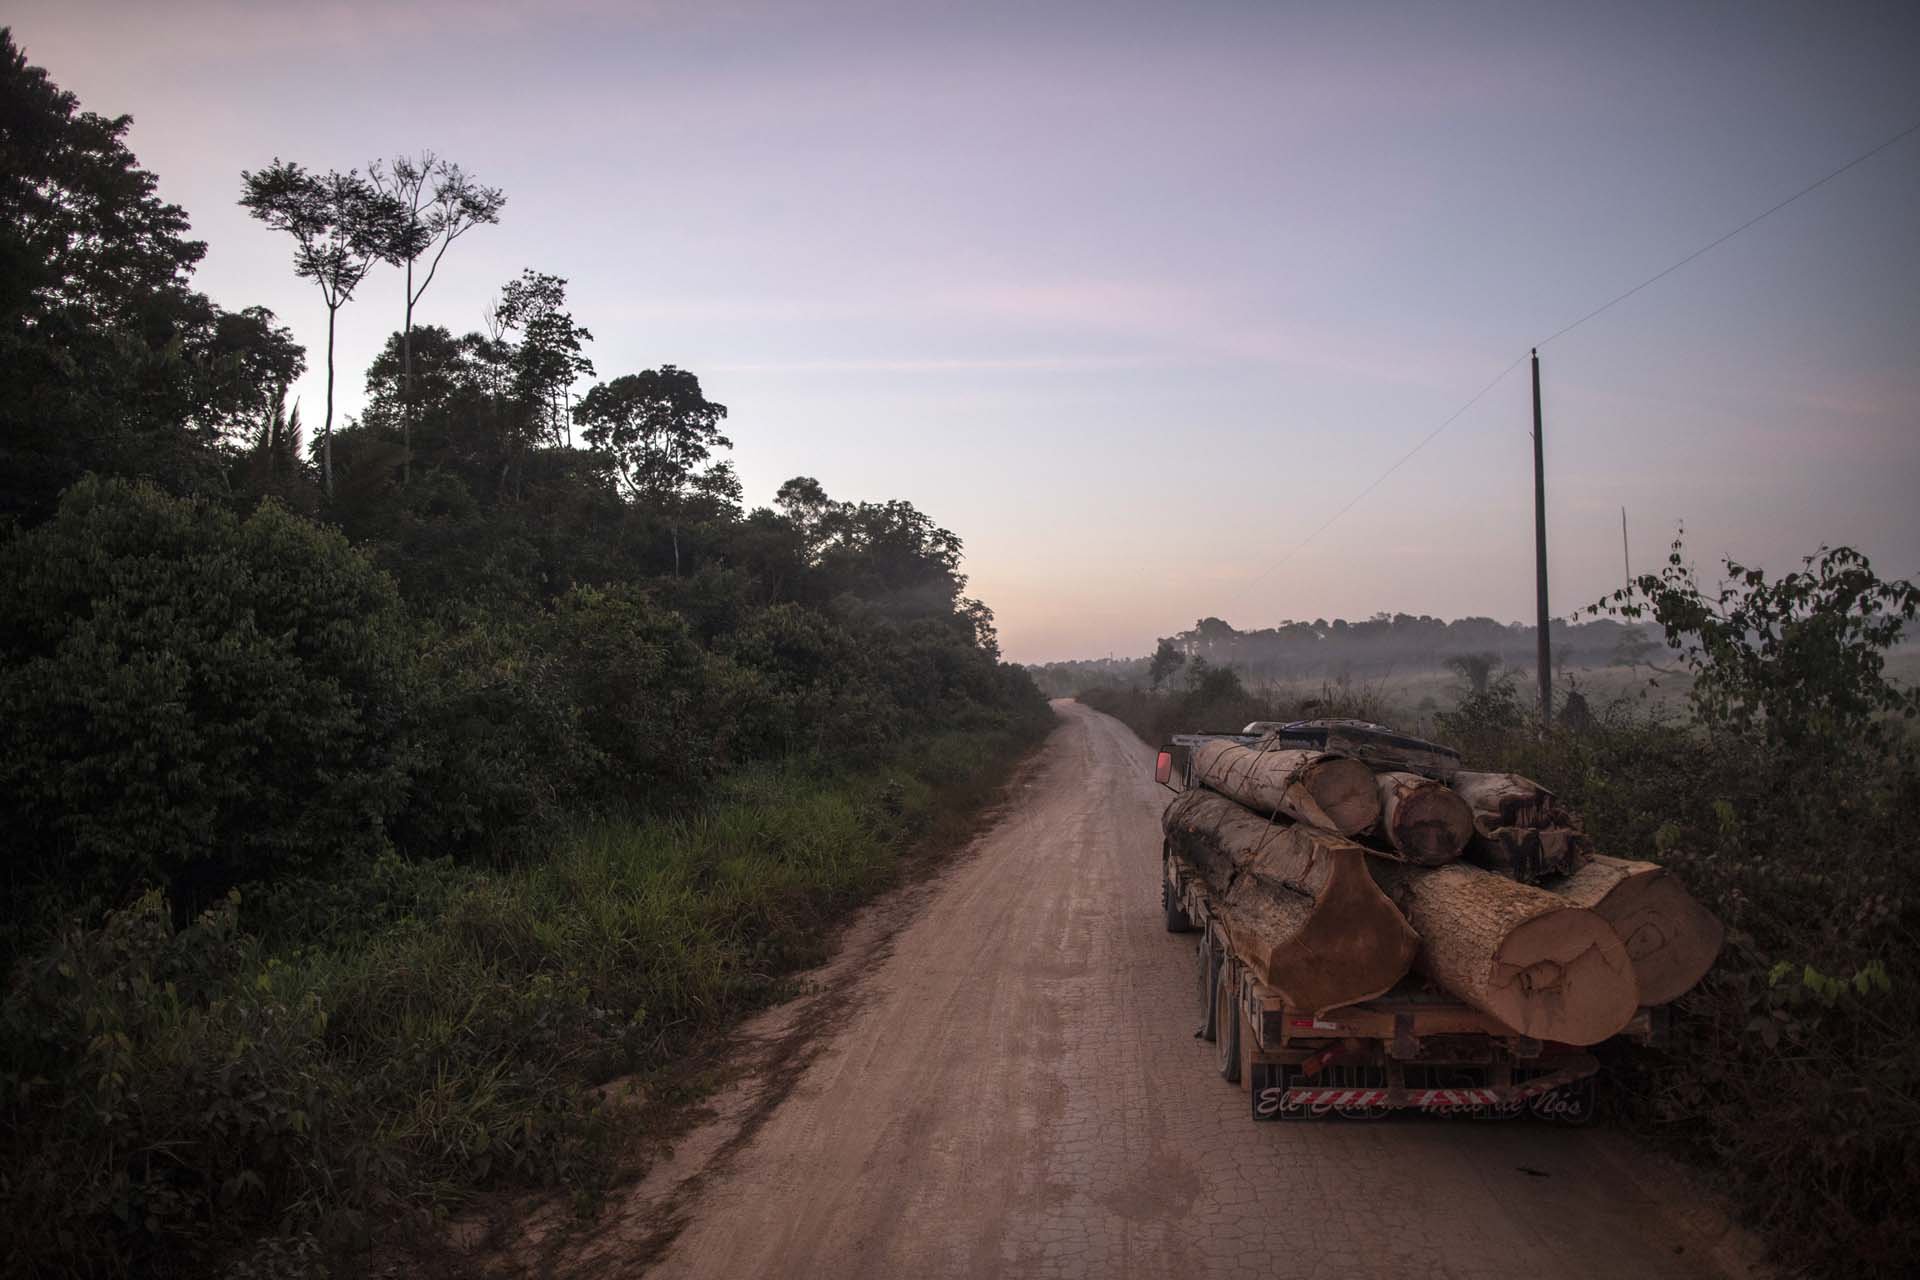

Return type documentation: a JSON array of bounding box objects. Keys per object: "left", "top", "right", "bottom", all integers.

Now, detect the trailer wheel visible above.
[
  {"left": 1162, "top": 875, "right": 1192, "bottom": 933},
  {"left": 1215, "top": 961, "right": 1241, "bottom": 1083},
  {"left": 1197, "top": 937, "right": 1218, "bottom": 1042}
]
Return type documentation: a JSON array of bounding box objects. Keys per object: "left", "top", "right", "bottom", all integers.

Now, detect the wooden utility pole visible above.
[
  {"left": 1532, "top": 349, "right": 1551, "bottom": 727},
  {"left": 1621, "top": 507, "right": 1631, "bottom": 586}
]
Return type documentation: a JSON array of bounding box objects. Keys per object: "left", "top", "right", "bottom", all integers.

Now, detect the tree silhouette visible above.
[
  {"left": 493, "top": 270, "right": 593, "bottom": 450},
  {"left": 1148, "top": 638, "right": 1186, "bottom": 690},
  {"left": 2, "top": 28, "right": 299, "bottom": 518},
  {"left": 574, "top": 366, "right": 729, "bottom": 575},
  {"left": 369, "top": 152, "right": 504, "bottom": 480},
  {"left": 1444, "top": 651, "right": 1502, "bottom": 696},
  {"left": 240, "top": 160, "right": 415, "bottom": 495},
  {"left": 775, "top": 475, "right": 836, "bottom": 560}
]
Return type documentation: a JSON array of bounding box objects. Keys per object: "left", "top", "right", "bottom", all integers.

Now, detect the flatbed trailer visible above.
[{"left": 1155, "top": 721, "right": 1663, "bottom": 1122}]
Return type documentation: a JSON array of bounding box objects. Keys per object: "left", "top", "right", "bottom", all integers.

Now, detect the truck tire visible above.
[
  {"left": 1197, "top": 937, "right": 1219, "bottom": 1042},
  {"left": 1215, "top": 960, "right": 1241, "bottom": 1083},
  {"left": 1162, "top": 872, "right": 1192, "bottom": 933}
]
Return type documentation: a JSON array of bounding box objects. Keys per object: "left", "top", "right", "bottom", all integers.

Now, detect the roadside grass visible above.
[{"left": 0, "top": 712, "right": 1053, "bottom": 1279}]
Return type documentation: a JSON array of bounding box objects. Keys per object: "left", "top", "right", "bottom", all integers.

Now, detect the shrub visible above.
[
  {"left": 0, "top": 719, "right": 1048, "bottom": 1278},
  {"left": 1467, "top": 539, "right": 1920, "bottom": 1277},
  {"left": 0, "top": 478, "right": 418, "bottom": 937},
  {"left": 398, "top": 618, "right": 589, "bottom": 858},
  {"left": 720, "top": 602, "right": 897, "bottom": 759},
  {"left": 538, "top": 584, "right": 751, "bottom": 805}
]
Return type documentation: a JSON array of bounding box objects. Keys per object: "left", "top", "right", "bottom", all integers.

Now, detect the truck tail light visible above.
[{"left": 1154, "top": 750, "right": 1173, "bottom": 785}]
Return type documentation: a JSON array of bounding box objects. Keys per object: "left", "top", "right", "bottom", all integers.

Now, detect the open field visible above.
[{"left": 1222, "top": 649, "right": 1920, "bottom": 736}]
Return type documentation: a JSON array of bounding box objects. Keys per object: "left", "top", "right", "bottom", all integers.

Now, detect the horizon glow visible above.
[{"left": 15, "top": 1, "right": 1920, "bottom": 662}]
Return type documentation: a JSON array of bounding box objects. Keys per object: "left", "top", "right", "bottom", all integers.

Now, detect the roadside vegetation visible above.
[
  {"left": 1077, "top": 541, "right": 1919, "bottom": 1279},
  {"left": 0, "top": 31, "right": 1048, "bottom": 1278}
]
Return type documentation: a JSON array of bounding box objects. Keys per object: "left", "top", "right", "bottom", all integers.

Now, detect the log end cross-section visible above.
[
  {"left": 1545, "top": 854, "right": 1725, "bottom": 1006},
  {"left": 1373, "top": 771, "right": 1475, "bottom": 865},
  {"left": 1368, "top": 860, "right": 1641, "bottom": 1045}
]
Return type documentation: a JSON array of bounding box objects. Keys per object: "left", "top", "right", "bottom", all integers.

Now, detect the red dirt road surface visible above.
[{"left": 598, "top": 701, "right": 1756, "bottom": 1279}]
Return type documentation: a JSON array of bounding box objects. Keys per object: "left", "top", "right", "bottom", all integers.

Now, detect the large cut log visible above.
[
  {"left": 1163, "top": 789, "right": 1417, "bottom": 1013},
  {"left": 1367, "top": 860, "right": 1640, "bottom": 1044},
  {"left": 1543, "top": 855, "right": 1724, "bottom": 1005},
  {"left": 1451, "top": 770, "right": 1567, "bottom": 831},
  {"left": 1465, "top": 826, "right": 1592, "bottom": 883},
  {"left": 1191, "top": 740, "right": 1380, "bottom": 835},
  {"left": 1372, "top": 771, "right": 1474, "bottom": 865}
]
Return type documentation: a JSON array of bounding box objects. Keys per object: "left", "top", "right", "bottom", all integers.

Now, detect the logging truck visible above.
[{"left": 1154, "top": 721, "right": 1668, "bottom": 1122}]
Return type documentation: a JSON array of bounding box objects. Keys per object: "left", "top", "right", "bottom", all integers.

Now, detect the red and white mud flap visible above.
[{"left": 1248, "top": 1055, "right": 1600, "bottom": 1123}]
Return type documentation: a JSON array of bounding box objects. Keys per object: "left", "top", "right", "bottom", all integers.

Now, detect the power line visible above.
[
  {"left": 1238, "top": 354, "right": 1526, "bottom": 595},
  {"left": 1235, "top": 113, "right": 1920, "bottom": 604},
  {"left": 1537, "top": 115, "right": 1920, "bottom": 349}
]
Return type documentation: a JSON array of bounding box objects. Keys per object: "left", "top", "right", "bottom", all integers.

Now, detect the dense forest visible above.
[{"left": 0, "top": 29, "right": 1046, "bottom": 1276}]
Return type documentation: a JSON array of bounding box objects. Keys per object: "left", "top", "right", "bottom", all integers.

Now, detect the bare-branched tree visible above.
[
  {"left": 369, "top": 152, "right": 505, "bottom": 480},
  {"left": 239, "top": 160, "right": 414, "bottom": 495}
]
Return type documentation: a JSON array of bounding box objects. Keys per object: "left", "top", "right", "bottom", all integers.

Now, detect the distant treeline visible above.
[{"left": 1030, "top": 612, "right": 1654, "bottom": 695}]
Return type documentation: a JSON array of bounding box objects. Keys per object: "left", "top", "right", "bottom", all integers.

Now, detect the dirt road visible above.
[{"left": 616, "top": 701, "right": 1749, "bottom": 1279}]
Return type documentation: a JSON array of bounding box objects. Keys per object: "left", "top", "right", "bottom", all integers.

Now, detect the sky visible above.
[{"left": 13, "top": 0, "right": 1920, "bottom": 663}]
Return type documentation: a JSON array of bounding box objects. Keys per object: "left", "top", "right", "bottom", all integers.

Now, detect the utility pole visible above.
[
  {"left": 1621, "top": 506, "right": 1631, "bottom": 587},
  {"left": 1532, "top": 348, "right": 1551, "bottom": 728}
]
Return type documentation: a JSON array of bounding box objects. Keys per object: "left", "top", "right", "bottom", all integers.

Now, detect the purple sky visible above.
[{"left": 16, "top": 1, "right": 1920, "bottom": 662}]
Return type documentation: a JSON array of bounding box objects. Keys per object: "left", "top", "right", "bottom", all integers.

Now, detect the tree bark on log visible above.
[
  {"left": 1191, "top": 740, "right": 1380, "bottom": 836},
  {"left": 1465, "top": 826, "right": 1592, "bottom": 882},
  {"left": 1163, "top": 790, "right": 1417, "bottom": 1014},
  {"left": 1542, "top": 855, "right": 1724, "bottom": 1005},
  {"left": 1451, "top": 770, "right": 1567, "bottom": 831},
  {"left": 1372, "top": 771, "right": 1474, "bottom": 865},
  {"left": 1366, "top": 860, "right": 1640, "bottom": 1044}
]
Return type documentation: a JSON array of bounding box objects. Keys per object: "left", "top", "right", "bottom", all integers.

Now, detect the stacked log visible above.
[
  {"left": 1371, "top": 771, "right": 1475, "bottom": 865},
  {"left": 1452, "top": 770, "right": 1591, "bottom": 883},
  {"left": 1365, "top": 859, "right": 1640, "bottom": 1043},
  {"left": 1467, "top": 826, "right": 1594, "bottom": 882},
  {"left": 1162, "top": 789, "right": 1417, "bottom": 1014},
  {"left": 1190, "top": 740, "right": 1379, "bottom": 835},
  {"left": 1451, "top": 770, "right": 1567, "bottom": 829},
  {"left": 1541, "top": 855, "right": 1724, "bottom": 1005},
  {"left": 1165, "top": 747, "right": 1721, "bottom": 1042}
]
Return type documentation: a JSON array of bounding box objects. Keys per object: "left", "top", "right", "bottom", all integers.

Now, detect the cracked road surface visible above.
[{"left": 644, "top": 700, "right": 1745, "bottom": 1279}]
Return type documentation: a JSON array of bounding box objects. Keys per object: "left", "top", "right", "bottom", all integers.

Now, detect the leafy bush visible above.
[
  {"left": 539, "top": 584, "right": 751, "bottom": 804},
  {"left": 0, "top": 478, "right": 418, "bottom": 936},
  {"left": 1593, "top": 534, "right": 1919, "bottom": 752},
  {"left": 1453, "top": 539, "right": 1920, "bottom": 1278},
  {"left": 0, "top": 721, "right": 1046, "bottom": 1278},
  {"left": 720, "top": 602, "right": 897, "bottom": 759},
  {"left": 398, "top": 618, "right": 588, "bottom": 858}
]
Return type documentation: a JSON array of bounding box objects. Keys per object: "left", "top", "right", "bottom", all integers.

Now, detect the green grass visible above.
[{"left": 0, "top": 715, "right": 1052, "bottom": 1279}]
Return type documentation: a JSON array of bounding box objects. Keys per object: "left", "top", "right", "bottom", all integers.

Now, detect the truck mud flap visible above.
[{"left": 1248, "top": 1061, "right": 1598, "bottom": 1124}]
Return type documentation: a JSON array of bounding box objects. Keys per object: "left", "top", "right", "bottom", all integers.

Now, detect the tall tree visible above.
[
  {"left": 191, "top": 305, "right": 306, "bottom": 443},
  {"left": 369, "top": 152, "right": 504, "bottom": 480},
  {"left": 494, "top": 270, "right": 593, "bottom": 449},
  {"left": 1, "top": 28, "right": 296, "bottom": 519},
  {"left": 574, "top": 366, "right": 729, "bottom": 575},
  {"left": 239, "top": 160, "right": 416, "bottom": 496},
  {"left": 775, "top": 475, "right": 838, "bottom": 561},
  {"left": 1148, "top": 638, "right": 1186, "bottom": 690}
]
